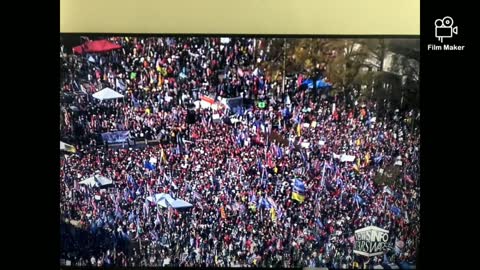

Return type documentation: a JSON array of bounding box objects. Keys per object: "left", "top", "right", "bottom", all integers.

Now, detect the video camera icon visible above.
[{"left": 435, "top": 16, "right": 457, "bottom": 43}]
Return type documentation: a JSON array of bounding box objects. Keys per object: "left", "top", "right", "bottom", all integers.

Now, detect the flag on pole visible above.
[
  {"left": 353, "top": 158, "right": 360, "bottom": 172},
  {"left": 60, "top": 141, "right": 76, "bottom": 153},
  {"left": 143, "top": 199, "right": 149, "bottom": 217},
  {"left": 297, "top": 124, "right": 301, "bottom": 137},
  {"left": 220, "top": 206, "right": 227, "bottom": 219},
  {"left": 321, "top": 161, "right": 327, "bottom": 187},
  {"left": 365, "top": 152, "right": 371, "bottom": 165},
  {"left": 160, "top": 148, "right": 168, "bottom": 164},
  {"left": 354, "top": 192, "right": 364, "bottom": 207},
  {"left": 292, "top": 179, "right": 306, "bottom": 203},
  {"left": 277, "top": 146, "right": 283, "bottom": 159},
  {"left": 390, "top": 205, "right": 401, "bottom": 217},
  {"left": 144, "top": 160, "right": 155, "bottom": 171},
  {"left": 270, "top": 207, "right": 277, "bottom": 222},
  {"left": 294, "top": 179, "right": 306, "bottom": 192},
  {"left": 292, "top": 191, "right": 305, "bottom": 202}
]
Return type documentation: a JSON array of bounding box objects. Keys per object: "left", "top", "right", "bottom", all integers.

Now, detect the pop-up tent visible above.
[
  {"left": 170, "top": 199, "right": 193, "bottom": 209},
  {"left": 92, "top": 87, "right": 124, "bottom": 100},
  {"left": 147, "top": 193, "right": 193, "bottom": 209},
  {"left": 147, "top": 193, "right": 175, "bottom": 207},
  {"left": 79, "top": 175, "right": 113, "bottom": 188},
  {"left": 72, "top": 40, "right": 122, "bottom": 54}
]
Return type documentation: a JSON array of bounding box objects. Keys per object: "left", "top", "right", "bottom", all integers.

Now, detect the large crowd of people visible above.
[{"left": 60, "top": 37, "right": 420, "bottom": 268}]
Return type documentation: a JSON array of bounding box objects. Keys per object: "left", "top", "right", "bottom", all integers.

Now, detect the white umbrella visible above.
[{"left": 92, "top": 87, "right": 124, "bottom": 100}]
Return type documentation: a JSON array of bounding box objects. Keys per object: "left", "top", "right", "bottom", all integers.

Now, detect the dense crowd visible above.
[{"left": 60, "top": 37, "right": 420, "bottom": 268}]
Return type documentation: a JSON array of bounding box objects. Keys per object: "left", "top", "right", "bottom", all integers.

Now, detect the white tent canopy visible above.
[
  {"left": 158, "top": 195, "right": 175, "bottom": 208},
  {"left": 147, "top": 193, "right": 175, "bottom": 207},
  {"left": 170, "top": 199, "right": 193, "bottom": 209},
  {"left": 79, "top": 175, "right": 113, "bottom": 187},
  {"left": 147, "top": 193, "right": 193, "bottom": 209},
  {"left": 92, "top": 87, "right": 124, "bottom": 100}
]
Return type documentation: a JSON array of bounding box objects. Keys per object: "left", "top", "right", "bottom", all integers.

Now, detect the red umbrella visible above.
[{"left": 73, "top": 39, "right": 122, "bottom": 54}]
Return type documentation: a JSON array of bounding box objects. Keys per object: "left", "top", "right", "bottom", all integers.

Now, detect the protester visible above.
[{"left": 60, "top": 36, "right": 420, "bottom": 268}]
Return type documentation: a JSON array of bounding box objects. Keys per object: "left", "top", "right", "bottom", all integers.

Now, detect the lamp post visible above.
[{"left": 281, "top": 38, "right": 287, "bottom": 96}]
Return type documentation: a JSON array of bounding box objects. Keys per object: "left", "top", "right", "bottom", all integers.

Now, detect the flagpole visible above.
[{"left": 321, "top": 161, "right": 326, "bottom": 188}]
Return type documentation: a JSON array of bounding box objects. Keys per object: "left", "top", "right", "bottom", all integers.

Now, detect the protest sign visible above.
[
  {"left": 301, "top": 142, "right": 310, "bottom": 148},
  {"left": 353, "top": 226, "right": 389, "bottom": 257},
  {"left": 340, "top": 154, "right": 356, "bottom": 162},
  {"left": 101, "top": 131, "right": 130, "bottom": 144}
]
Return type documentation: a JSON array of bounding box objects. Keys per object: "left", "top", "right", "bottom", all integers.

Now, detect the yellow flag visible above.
[
  {"left": 60, "top": 142, "right": 76, "bottom": 153},
  {"left": 270, "top": 207, "right": 277, "bottom": 222},
  {"left": 353, "top": 164, "right": 360, "bottom": 172},
  {"left": 365, "top": 153, "right": 371, "bottom": 165},
  {"left": 356, "top": 139, "right": 361, "bottom": 146},
  {"left": 353, "top": 158, "right": 361, "bottom": 172},
  {"left": 161, "top": 149, "right": 168, "bottom": 164},
  {"left": 292, "top": 192, "right": 305, "bottom": 203},
  {"left": 220, "top": 207, "right": 226, "bottom": 219},
  {"left": 297, "top": 124, "right": 301, "bottom": 136}
]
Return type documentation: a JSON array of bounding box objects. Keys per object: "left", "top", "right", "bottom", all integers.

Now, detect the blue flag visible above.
[
  {"left": 390, "top": 205, "right": 401, "bottom": 217},
  {"left": 354, "top": 193, "right": 364, "bottom": 205},
  {"left": 316, "top": 218, "right": 324, "bottom": 228},
  {"left": 259, "top": 197, "right": 271, "bottom": 209},
  {"left": 336, "top": 178, "right": 344, "bottom": 189},
  {"left": 277, "top": 147, "right": 283, "bottom": 159},
  {"left": 294, "top": 179, "right": 306, "bottom": 193},
  {"left": 374, "top": 155, "right": 383, "bottom": 164},
  {"left": 144, "top": 160, "right": 155, "bottom": 171}
]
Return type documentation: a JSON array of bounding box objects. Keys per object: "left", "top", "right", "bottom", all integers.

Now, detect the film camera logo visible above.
[{"left": 435, "top": 16, "right": 458, "bottom": 43}]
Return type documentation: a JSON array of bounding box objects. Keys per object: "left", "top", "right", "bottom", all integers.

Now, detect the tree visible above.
[
  {"left": 326, "top": 39, "right": 370, "bottom": 102},
  {"left": 260, "top": 38, "right": 335, "bottom": 82},
  {"left": 362, "top": 39, "right": 389, "bottom": 72},
  {"left": 259, "top": 38, "right": 419, "bottom": 109}
]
